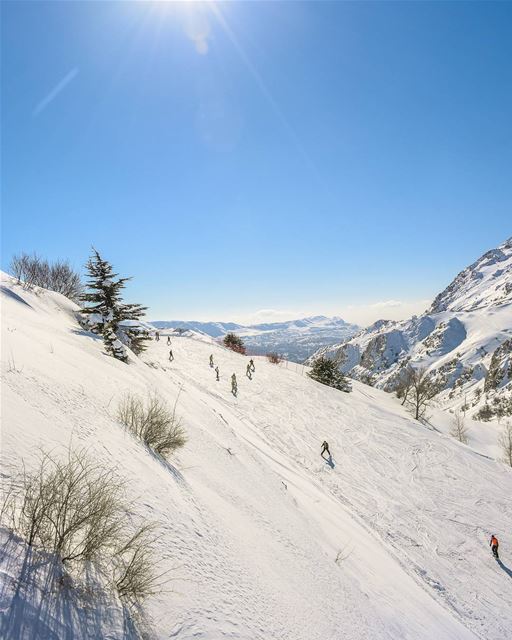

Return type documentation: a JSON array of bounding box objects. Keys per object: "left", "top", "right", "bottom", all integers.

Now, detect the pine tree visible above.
[
  {"left": 308, "top": 357, "right": 352, "bottom": 392},
  {"left": 223, "top": 333, "right": 246, "bottom": 355},
  {"left": 103, "top": 323, "right": 128, "bottom": 362},
  {"left": 80, "top": 249, "right": 149, "bottom": 361},
  {"left": 116, "top": 303, "right": 151, "bottom": 357},
  {"left": 81, "top": 250, "right": 126, "bottom": 330},
  {"left": 123, "top": 328, "right": 150, "bottom": 356}
]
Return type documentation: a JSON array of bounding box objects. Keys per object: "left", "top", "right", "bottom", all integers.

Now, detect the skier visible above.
[
  {"left": 231, "top": 373, "right": 237, "bottom": 396},
  {"left": 490, "top": 534, "right": 499, "bottom": 559},
  {"left": 249, "top": 358, "right": 255, "bottom": 372},
  {"left": 215, "top": 366, "right": 220, "bottom": 381},
  {"left": 321, "top": 441, "right": 330, "bottom": 458},
  {"left": 169, "top": 349, "right": 174, "bottom": 362},
  {"left": 167, "top": 336, "right": 171, "bottom": 346},
  {"left": 246, "top": 363, "right": 252, "bottom": 380},
  {"left": 155, "top": 331, "right": 160, "bottom": 342},
  {"left": 209, "top": 354, "right": 214, "bottom": 368}
]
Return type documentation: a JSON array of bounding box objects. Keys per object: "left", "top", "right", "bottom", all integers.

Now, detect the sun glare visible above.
[{"left": 141, "top": 0, "right": 215, "bottom": 55}]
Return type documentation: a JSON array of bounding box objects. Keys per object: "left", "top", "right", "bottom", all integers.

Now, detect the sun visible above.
[{"left": 139, "top": 0, "right": 216, "bottom": 55}]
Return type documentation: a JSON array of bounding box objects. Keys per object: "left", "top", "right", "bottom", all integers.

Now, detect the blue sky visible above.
[{"left": 2, "top": 1, "right": 511, "bottom": 325}]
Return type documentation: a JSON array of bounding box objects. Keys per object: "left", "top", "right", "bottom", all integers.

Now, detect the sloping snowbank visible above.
[
  {"left": 0, "top": 529, "right": 139, "bottom": 640},
  {"left": 1, "top": 273, "right": 512, "bottom": 639}
]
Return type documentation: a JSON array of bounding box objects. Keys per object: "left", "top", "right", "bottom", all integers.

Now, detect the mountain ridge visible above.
[
  {"left": 152, "top": 315, "right": 359, "bottom": 362},
  {"left": 308, "top": 237, "right": 512, "bottom": 421}
]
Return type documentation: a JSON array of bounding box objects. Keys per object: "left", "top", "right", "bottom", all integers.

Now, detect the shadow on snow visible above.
[{"left": 497, "top": 559, "right": 512, "bottom": 579}]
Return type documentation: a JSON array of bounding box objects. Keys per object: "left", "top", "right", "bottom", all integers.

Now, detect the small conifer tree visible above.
[
  {"left": 223, "top": 333, "right": 246, "bottom": 355},
  {"left": 80, "top": 249, "right": 149, "bottom": 361},
  {"left": 308, "top": 357, "right": 352, "bottom": 392}
]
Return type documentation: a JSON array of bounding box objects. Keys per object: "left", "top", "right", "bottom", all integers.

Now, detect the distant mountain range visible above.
[
  {"left": 151, "top": 316, "right": 359, "bottom": 363},
  {"left": 308, "top": 237, "right": 512, "bottom": 422}
]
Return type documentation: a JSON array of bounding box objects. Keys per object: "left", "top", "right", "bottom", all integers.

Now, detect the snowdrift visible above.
[{"left": 1, "top": 273, "right": 512, "bottom": 640}]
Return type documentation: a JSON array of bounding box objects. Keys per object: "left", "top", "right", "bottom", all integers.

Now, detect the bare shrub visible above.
[
  {"left": 47, "top": 260, "right": 83, "bottom": 300},
  {"left": 10, "top": 253, "right": 25, "bottom": 283},
  {"left": 10, "top": 253, "right": 39, "bottom": 289},
  {"left": 266, "top": 352, "right": 283, "bottom": 364},
  {"left": 394, "top": 368, "right": 414, "bottom": 406},
  {"left": 498, "top": 421, "right": 512, "bottom": 467},
  {"left": 9, "top": 252, "right": 82, "bottom": 301},
  {"left": 395, "top": 366, "right": 438, "bottom": 421},
  {"left": 113, "top": 525, "right": 162, "bottom": 603},
  {"left": 6, "top": 352, "right": 23, "bottom": 374},
  {"left": 5, "top": 449, "right": 125, "bottom": 561},
  {"left": 450, "top": 411, "right": 469, "bottom": 444},
  {"left": 335, "top": 543, "right": 353, "bottom": 565},
  {"left": 117, "top": 392, "right": 186, "bottom": 457},
  {"left": 1, "top": 447, "right": 161, "bottom": 604}
]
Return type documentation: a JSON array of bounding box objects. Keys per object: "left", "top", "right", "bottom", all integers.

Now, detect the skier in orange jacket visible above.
[{"left": 490, "top": 535, "right": 499, "bottom": 559}]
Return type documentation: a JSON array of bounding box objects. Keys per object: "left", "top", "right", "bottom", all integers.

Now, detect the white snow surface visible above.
[{"left": 1, "top": 273, "right": 512, "bottom": 639}]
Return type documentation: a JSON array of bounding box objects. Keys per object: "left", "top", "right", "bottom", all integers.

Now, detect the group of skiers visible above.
[
  {"left": 208, "top": 353, "right": 256, "bottom": 396},
  {"left": 157, "top": 331, "right": 504, "bottom": 563},
  {"left": 162, "top": 332, "right": 257, "bottom": 396},
  {"left": 209, "top": 354, "right": 220, "bottom": 381},
  {"left": 162, "top": 335, "right": 173, "bottom": 361},
  {"left": 153, "top": 331, "right": 174, "bottom": 359}
]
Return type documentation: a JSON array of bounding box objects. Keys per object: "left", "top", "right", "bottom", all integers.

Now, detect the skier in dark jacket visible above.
[
  {"left": 490, "top": 534, "right": 499, "bottom": 559},
  {"left": 215, "top": 366, "right": 220, "bottom": 381},
  {"left": 231, "top": 373, "right": 238, "bottom": 396},
  {"left": 167, "top": 336, "right": 171, "bottom": 346},
  {"left": 209, "top": 354, "right": 214, "bottom": 368},
  {"left": 169, "top": 349, "right": 174, "bottom": 362},
  {"left": 249, "top": 358, "right": 255, "bottom": 372},
  {"left": 246, "top": 363, "right": 252, "bottom": 379},
  {"left": 155, "top": 331, "right": 160, "bottom": 341},
  {"left": 321, "top": 441, "right": 330, "bottom": 458}
]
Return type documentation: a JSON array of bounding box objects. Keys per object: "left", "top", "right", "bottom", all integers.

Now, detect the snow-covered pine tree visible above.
[
  {"left": 116, "top": 301, "right": 151, "bottom": 356},
  {"left": 307, "top": 356, "right": 352, "bottom": 392},
  {"left": 80, "top": 250, "right": 129, "bottom": 361},
  {"left": 102, "top": 322, "right": 128, "bottom": 362},
  {"left": 80, "top": 249, "right": 149, "bottom": 361},
  {"left": 123, "top": 327, "right": 150, "bottom": 356}
]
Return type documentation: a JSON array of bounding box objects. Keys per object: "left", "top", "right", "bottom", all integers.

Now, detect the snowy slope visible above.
[
  {"left": 309, "top": 237, "right": 512, "bottom": 422},
  {"left": 152, "top": 316, "right": 359, "bottom": 363},
  {"left": 430, "top": 238, "right": 512, "bottom": 312},
  {"left": 1, "top": 274, "right": 512, "bottom": 640}
]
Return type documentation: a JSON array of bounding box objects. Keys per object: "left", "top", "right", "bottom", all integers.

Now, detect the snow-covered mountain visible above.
[
  {"left": 153, "top": 316, "right": 359, "bottom": 362},
  {"left": 309, "top": 237, "right": 512, "bottom": 421},
  {"left": 152, "top": 320, "right": 241, "bottom": 338},
  {"left": 2, "top": 272, "right": 512, "bottom": 639}
]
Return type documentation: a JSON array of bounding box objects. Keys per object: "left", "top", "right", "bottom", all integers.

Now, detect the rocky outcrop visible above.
[{"left": 308, "top": 237, "right": 512, "bottom": 420}]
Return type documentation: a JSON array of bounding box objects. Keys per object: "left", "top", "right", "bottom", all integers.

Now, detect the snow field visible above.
[{"left": 1, "top": 275, "right": 512, "bottom": 639}]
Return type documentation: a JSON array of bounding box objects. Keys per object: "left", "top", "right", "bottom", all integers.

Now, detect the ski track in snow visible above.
[{"left": 1, "top": 275, "right": 512, "bottom": 639}]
